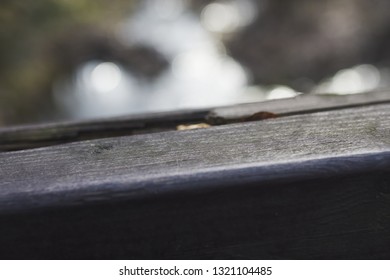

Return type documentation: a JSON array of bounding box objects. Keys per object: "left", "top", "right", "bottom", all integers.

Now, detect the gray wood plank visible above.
[
  {"left": 0, "top": 109, "right": 208, "bottom": 151},
  {"left": 1, "top": 103, "right": 390, "bottom": 259},
  {"left": 1, "top": 103, "right": 390, "bottom": 211},
  {"left": 208, "top": 90, "right": 390, "bottom": 123},
  {"left": 1, "top": 90, "right": 390, "bottom": 151}
]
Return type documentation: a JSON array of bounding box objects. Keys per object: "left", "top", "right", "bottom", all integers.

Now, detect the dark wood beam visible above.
[{"left": 0, "top": 102, "right": 390, "bottom": 259}]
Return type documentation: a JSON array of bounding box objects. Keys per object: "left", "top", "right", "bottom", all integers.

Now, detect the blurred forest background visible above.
[{"left": 1, "top": 0, "right": 390, "bottom": 126}]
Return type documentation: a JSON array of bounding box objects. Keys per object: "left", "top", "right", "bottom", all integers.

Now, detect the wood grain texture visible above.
[
  {"left": 1, "top": 103, "right": 390, "bottom": 259},
  {"left": 1, "top": 90, "right": 390, "bottom": 151}
]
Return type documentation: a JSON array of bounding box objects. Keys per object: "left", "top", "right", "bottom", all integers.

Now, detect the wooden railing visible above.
[{"left": 0, "top": 91, "right": 390, "bottom": 259}]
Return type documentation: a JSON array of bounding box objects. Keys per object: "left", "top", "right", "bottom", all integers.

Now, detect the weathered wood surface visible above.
[
  {"left": 208, "top": 90, "right": 390, "bottom": 122},
  {"left": 1, "top": 90, "right": 390, "bottom": 151},
  {"left": 0, "top": 110, "right": 208, "bottom": 151},
  {"left": 0, "top": 102, "right": 390, "bottom": 259}
]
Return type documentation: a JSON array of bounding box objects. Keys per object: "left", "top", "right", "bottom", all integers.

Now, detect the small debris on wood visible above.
[
  {"left": 177, "top": 123, "right": 211, "bottom": 131},
  {"left": 240, "top": 111, "right": 278, "bottom": 122},
  {"left": 206, "top": 111, "right": 278, "bottom": 125}
]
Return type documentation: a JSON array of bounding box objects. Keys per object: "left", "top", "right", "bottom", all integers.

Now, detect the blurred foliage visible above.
[{"left": 0, "top": 0, "right": 135, "bottom": 125}]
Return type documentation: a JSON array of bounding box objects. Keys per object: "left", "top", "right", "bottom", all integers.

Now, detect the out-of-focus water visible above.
[
  {"left": 39, "top": 0, "right": 390, "bottom": 121},
  {"left": 54, "top": 0, "right": 263, "bottom": 120}
]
